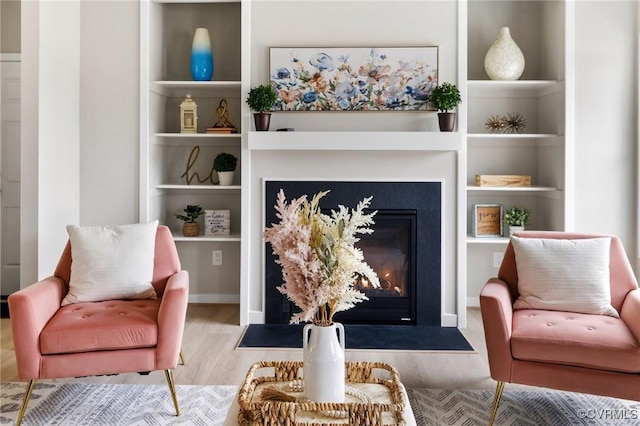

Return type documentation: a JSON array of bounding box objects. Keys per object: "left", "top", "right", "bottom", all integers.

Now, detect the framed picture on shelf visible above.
[
  {"left": 472, "top": 204, "right": 503, "bottom": 238},
  {"left": 269, "top": 46, "right": 438, "bottom": 111}
]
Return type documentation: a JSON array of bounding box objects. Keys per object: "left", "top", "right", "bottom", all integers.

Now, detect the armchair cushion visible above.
[
  {"left": 62, "top": 221, "right": 159, "bottom": 305},
  {"left": 511, "top": 309, "right": 640, "bottom": 373},
  {"left": 511, "top": 236, "right": 618, "bottom": 317},
  {"left": 40, "top": 299, "right": 160, "bottom": 354}
]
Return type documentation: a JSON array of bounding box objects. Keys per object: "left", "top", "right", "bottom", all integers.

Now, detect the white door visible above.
[{"left": 0, "top": 55, "right": 21, "bottom": 295}]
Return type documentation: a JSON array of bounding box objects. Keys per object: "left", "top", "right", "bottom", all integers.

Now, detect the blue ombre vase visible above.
[{"left": 191, "top": 28, "right": 213, "bottom": 81}]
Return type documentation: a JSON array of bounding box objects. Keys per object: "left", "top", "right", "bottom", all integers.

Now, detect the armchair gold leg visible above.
[
  {"left": 179, "top": 350, "right": 185, "bottom": 365},
  {"left": 488, "top": 381, "right": 505, "bottom": 426},
  {"left": 164, "top": 369, "right": 180, "bottom": 416},
  {"left": 16, "top": 379, "right": 36, "bottom": 426}
]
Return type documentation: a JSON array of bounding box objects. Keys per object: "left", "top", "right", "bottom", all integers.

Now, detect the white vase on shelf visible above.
[{"left": 484, "top": 27, "right": 525, "bottom": 81}]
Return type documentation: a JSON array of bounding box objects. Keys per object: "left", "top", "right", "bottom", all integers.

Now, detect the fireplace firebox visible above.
[{"left": 264, "top": 180, "right": 441, "bottom": 326}]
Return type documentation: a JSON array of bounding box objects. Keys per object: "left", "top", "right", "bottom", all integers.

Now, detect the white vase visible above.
[
  {"left": 217, "top": 171, "right": 234, "bottom": 186},
  {"left": 303, "top": 322, "right": 345, "bottom": 403},
  {"left": 484, "top": 27, "right": 525, "bottom": 81},
  {"left": 509, "top": 225, "right": 525, "bottom": 236},
  {"left": 191, "top": 28, "right": 213, "bottom": 81}
]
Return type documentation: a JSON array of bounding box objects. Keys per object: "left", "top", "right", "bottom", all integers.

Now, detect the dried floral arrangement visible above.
[
  {"left": 264, "top": 190, "right": 380, "bottom": 325},
  {"left": 484, "top": 112, "right": 527, "bottom": 134}
]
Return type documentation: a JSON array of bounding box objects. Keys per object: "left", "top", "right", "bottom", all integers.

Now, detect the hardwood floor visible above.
[{"left": 1, "top": 305, "right": 522, "bottom": 391}]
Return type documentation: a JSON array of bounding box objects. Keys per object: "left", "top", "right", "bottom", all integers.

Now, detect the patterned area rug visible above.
[{"left": 1, "top": 382, "right": 638, "bottom": 425}]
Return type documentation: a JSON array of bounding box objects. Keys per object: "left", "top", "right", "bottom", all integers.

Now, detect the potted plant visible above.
[
  {"left": 504, "top": 206, "right": 531, "bottom": 236},
  {"left": 429, "top": 82, "right": 462, "bottom": 132},
  {"left": 246, "top": 84, "right": 277, "bottom": 131},
  {"left": 176, "top": 204, "right": 204, "bottom": 237},
  {"left": 213, "top": 152, "right": 238, "bottom": 186}
]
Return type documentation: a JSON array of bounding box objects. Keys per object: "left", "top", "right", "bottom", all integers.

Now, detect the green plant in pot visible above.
[
  {"left": 246, "top": 84, "right": 277, "bottom": 131},
  {"left": 504, "top": 206, "right": 531, "bottom": 236},
  {"left": 176, "top": 204, "right": 204, "bottom": 237},
  {"left": 213, "top": 152, "right": 238, "bottom": 186},
  {"left": 429, "top": 82, "right": 462, "bottom": 132}
]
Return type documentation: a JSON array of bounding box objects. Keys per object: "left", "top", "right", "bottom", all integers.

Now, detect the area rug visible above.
[
  {"left": 2, "top": 382, "right": 638, "bottom": 425},
  {"left": 237, "top": 324, "right": 474, "bottom": 351}
]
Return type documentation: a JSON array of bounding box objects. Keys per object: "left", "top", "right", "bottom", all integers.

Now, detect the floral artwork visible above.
[
  {"left": 269, "top": 47, "right": 438, "bottom": 111},
  {"left": 264, "top": 190, "right": 380, "bottom": 325}
]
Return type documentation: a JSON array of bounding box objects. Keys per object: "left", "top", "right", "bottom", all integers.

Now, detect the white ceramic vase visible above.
[
  {"left": 484, "top": 27, "right": 525, "bottom": 81},
  {"left": 509, "top": 225, "right": 525, "bottom": 236},
  {"left": 303, "top": 322, "right": 345, "bottom": 403},
  {"left": 217, "top": 171, "right": 234, "bottom": 186}
]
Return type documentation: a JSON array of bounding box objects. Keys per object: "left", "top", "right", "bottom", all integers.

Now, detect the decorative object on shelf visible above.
[
  {"left": 206, "top": 99, "right": 237, "bottom": 134},
  {"left": 475, "top": 174, "right": 531, "bottom": 187},
  {"left": 181, "top": 146, "right": 215, "bottom": 185},
  {"left": 204, "top": 210, "right": 231, "bottom": 236},
  {"left": 502, "top": 111, "right": 527, "bottom": 134},
  {"left": 484, "top": 27, "right": 525, "bottom": 81},
  {"left": 176, "top": 205, "right": 204, "bottom": 237},
  {"left": 190, "top": 28, "right": 213, "bottom": 81},
  {"left": 213, "top": 152, "right": 237, "bottom": 186},
  {"left": 429, "top": 81, "right": 462, "bottom": 132},
  {"left": 179, "top": 93, "right": 198, "bottom": 134},
  {"left": 246, "top": 84, "right": 277, "bottom": 131},
  {"left": 264, "top": 190, "right": 380, "bottom": 403},
  {"left": 472, "top": 204, "right": 503, "bottom": 238},
  {"left": 504, "top": 206, "right": 531, "bottom": 236},
  {"left": 485, "top": 115, "right": 506, "bottom": 133},
  {"left": 269, "top": 46, "right": 438, "bottom": 111}
]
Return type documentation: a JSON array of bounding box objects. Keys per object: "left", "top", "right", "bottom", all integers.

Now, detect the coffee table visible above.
[{"left": 223, "top": 360, "right": 416, "bottom": 425}]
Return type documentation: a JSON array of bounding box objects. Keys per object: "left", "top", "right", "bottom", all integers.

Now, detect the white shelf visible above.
[
  {"left": 151, "top": 81, "right": 241, "bottom": 97},
  {"left": 467, "top": 80, "right": 563, "bottom": 97},
  {"left": 248, "top": 131, "right": 462, "bottom": 151},
  {"left": 467, "top": 186, "right": 557, "bottom": 193},
  {"left": 156, "top": 184, "right": 241, "bottom": 191},
  {"left": 173, "top": 233, "right": 241, "bottom": 242},
  {"left": 467, "top": 236, "right": 509, "bottom": 244},
  {"left": 468, "top": 133, "right": 558, "bottom": 139},
  {"left": 152, "top": 133, "right": 241, "bottom": 146}
]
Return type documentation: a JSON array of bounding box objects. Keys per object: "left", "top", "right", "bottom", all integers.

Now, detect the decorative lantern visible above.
[{"left": 180, "top": 93, "right": 198, "bottom": 133}]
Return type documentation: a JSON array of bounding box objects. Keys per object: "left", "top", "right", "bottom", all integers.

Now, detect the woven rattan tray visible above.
[{"left": 237, "top": 361, "right": 408, "bottom": 426}]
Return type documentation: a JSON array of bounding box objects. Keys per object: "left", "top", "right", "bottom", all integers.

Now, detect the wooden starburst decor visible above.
[
  {"left": 503, "top": 112, "right": 527, "bottom": 134},
  {"left": 485, "top": 115, "right": 506, "bottom": 133}
]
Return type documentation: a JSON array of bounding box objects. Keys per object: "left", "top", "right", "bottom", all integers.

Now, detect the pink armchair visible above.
[
  {"left": 8, "top": 225, "right": 189, "bottom": 426},
  {"left": 480, "top": 231, "right": 640, "bottom": 426}
]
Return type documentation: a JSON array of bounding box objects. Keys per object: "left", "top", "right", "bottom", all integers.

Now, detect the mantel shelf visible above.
[{"left": 248, "top": 131, "right": 462, "bottom": 151}]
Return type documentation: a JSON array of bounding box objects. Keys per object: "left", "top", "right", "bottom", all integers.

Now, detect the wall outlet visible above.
[
  {"left": 493, "top": 252, "right": 504, "bottom": 268},
  {"left": 212, "top": 250, "right": 223, "bottom": 266}
]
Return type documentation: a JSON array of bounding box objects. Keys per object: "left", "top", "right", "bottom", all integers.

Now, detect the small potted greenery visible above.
[
  {"left": 504, "top": 206, "right": 531, "bottom": 236},
  {"left": 246, "top": 84, "right": 277, "bottom": 131},
  {"left": 213, "top": 152, "right": 238, "bottom": 186},
  {"left": 429, "top": 82, "right": 462, "bottom": 132},
  {"left": 176, "top": 204, "right": 204, "bottom": 237}
]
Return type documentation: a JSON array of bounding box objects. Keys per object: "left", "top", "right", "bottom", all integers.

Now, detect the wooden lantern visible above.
[{"left": 180, "top": 93, "right": 198, "bottom": 133}]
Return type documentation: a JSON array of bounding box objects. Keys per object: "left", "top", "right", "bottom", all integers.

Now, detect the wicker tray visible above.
[{"left": 237, "top": 361, "right": 408, "bottom": 426}]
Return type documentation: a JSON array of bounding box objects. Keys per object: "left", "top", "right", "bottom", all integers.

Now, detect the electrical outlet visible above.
[
  {"left": 212, "top": 250, "right": 223, "bottom": 266},
  {"left": 493, "top": 252, "right": 504, "bottom": 268}
]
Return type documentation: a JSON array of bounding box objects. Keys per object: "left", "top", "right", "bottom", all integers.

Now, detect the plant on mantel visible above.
[
  {"left": 246, "top": 84, "right": 277, "bottom": 131},
  {"left": 429, "top": 82, "right": 462, "bottom": 132}
]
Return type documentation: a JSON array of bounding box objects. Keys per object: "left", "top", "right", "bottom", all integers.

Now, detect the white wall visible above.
[{"left": 574, "top": 1, "right": 638, "bottom": 265}]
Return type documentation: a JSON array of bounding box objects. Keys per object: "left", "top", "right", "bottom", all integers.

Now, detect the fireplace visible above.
[{"left": 264, "top": 180, "right": 441, "bottom": 326}]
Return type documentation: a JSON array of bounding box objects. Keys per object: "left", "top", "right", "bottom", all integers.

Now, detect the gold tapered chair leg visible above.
[
  {"left": 179, "top": 350, "right": 185, "bottom": 365},
  {"left": 488, "top": 381, "right": 505, "bottom": 426},
  {"left": 16, "top": 379, "right": 36, "bottom": 426},
  {"left": 164, "top": 369, "right": 180, "bottom": 416}
]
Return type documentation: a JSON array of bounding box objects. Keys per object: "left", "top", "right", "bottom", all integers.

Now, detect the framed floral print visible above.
[{"left": 269, "top": 47, "right": 438, "bottom": 111}]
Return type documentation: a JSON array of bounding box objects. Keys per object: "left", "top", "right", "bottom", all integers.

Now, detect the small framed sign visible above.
[
  {"left": 204, "top": 210, "right": 231, "bottom": 236},
  {"left": 472, "top": 204, "right": 503, "bottom": 238}
]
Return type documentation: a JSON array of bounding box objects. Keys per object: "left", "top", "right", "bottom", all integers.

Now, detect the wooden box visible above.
[{"left": 474, "top": 174, "right": 531, "bottom": 187}]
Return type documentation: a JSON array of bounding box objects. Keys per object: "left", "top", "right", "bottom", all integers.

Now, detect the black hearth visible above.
[{"left": 264, "top": 180, "right": 441, "bottom": 326}]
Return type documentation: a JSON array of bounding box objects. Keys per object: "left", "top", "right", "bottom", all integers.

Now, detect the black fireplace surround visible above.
[{"left": 264, "top": 180, "right": 442, "bottom": 326}]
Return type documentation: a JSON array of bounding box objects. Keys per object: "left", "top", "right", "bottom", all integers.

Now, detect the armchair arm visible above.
[
  {"left": 620, "top": 288, "right": 640, "bottom": 343},
  {"left": 479, "top": 278, "right": 515, "bottom": 382},
  {"left": 156, "top": 270, "right": 189, "bottom": 369},
  {"left": 7, "top": 276, "right": 66, "bottom": 380}
]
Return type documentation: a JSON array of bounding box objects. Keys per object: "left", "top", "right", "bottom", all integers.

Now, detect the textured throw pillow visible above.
[
  {"left": 62, "top": 221, "right": 159, "bottom": 306},
  {"left": 512, "top": 236, "right": 619, "bottom": 318}
]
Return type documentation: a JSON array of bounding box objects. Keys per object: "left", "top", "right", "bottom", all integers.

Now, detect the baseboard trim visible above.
[{"left": 466, "top": 297, "right": 480, "bottom": 308}]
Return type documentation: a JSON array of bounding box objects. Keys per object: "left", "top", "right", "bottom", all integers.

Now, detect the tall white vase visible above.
[
  {"left": 191, "top": 28, "right": 213, "bottom": 81},
  {"left": 484, "top": 27, "right": 525, "bottom": 81},
  {"left": 303, "top": 322, "right": 345, "bottom": 403}
]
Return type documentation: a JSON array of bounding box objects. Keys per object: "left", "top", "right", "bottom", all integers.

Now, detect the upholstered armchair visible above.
[
  {"left": 480, "top": 231, "right": 640, "bottom": 426},
  {"left": 8, "top": 224, "right": 189, "bottom": 426}
]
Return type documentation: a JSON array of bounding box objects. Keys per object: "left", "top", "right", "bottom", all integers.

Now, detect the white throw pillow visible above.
[
  {"left": 512, "top": 236, "right": 619, "bottom": 318},
  {"left": 62, "top": 221, "right": 159, "bottom": 306}
]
